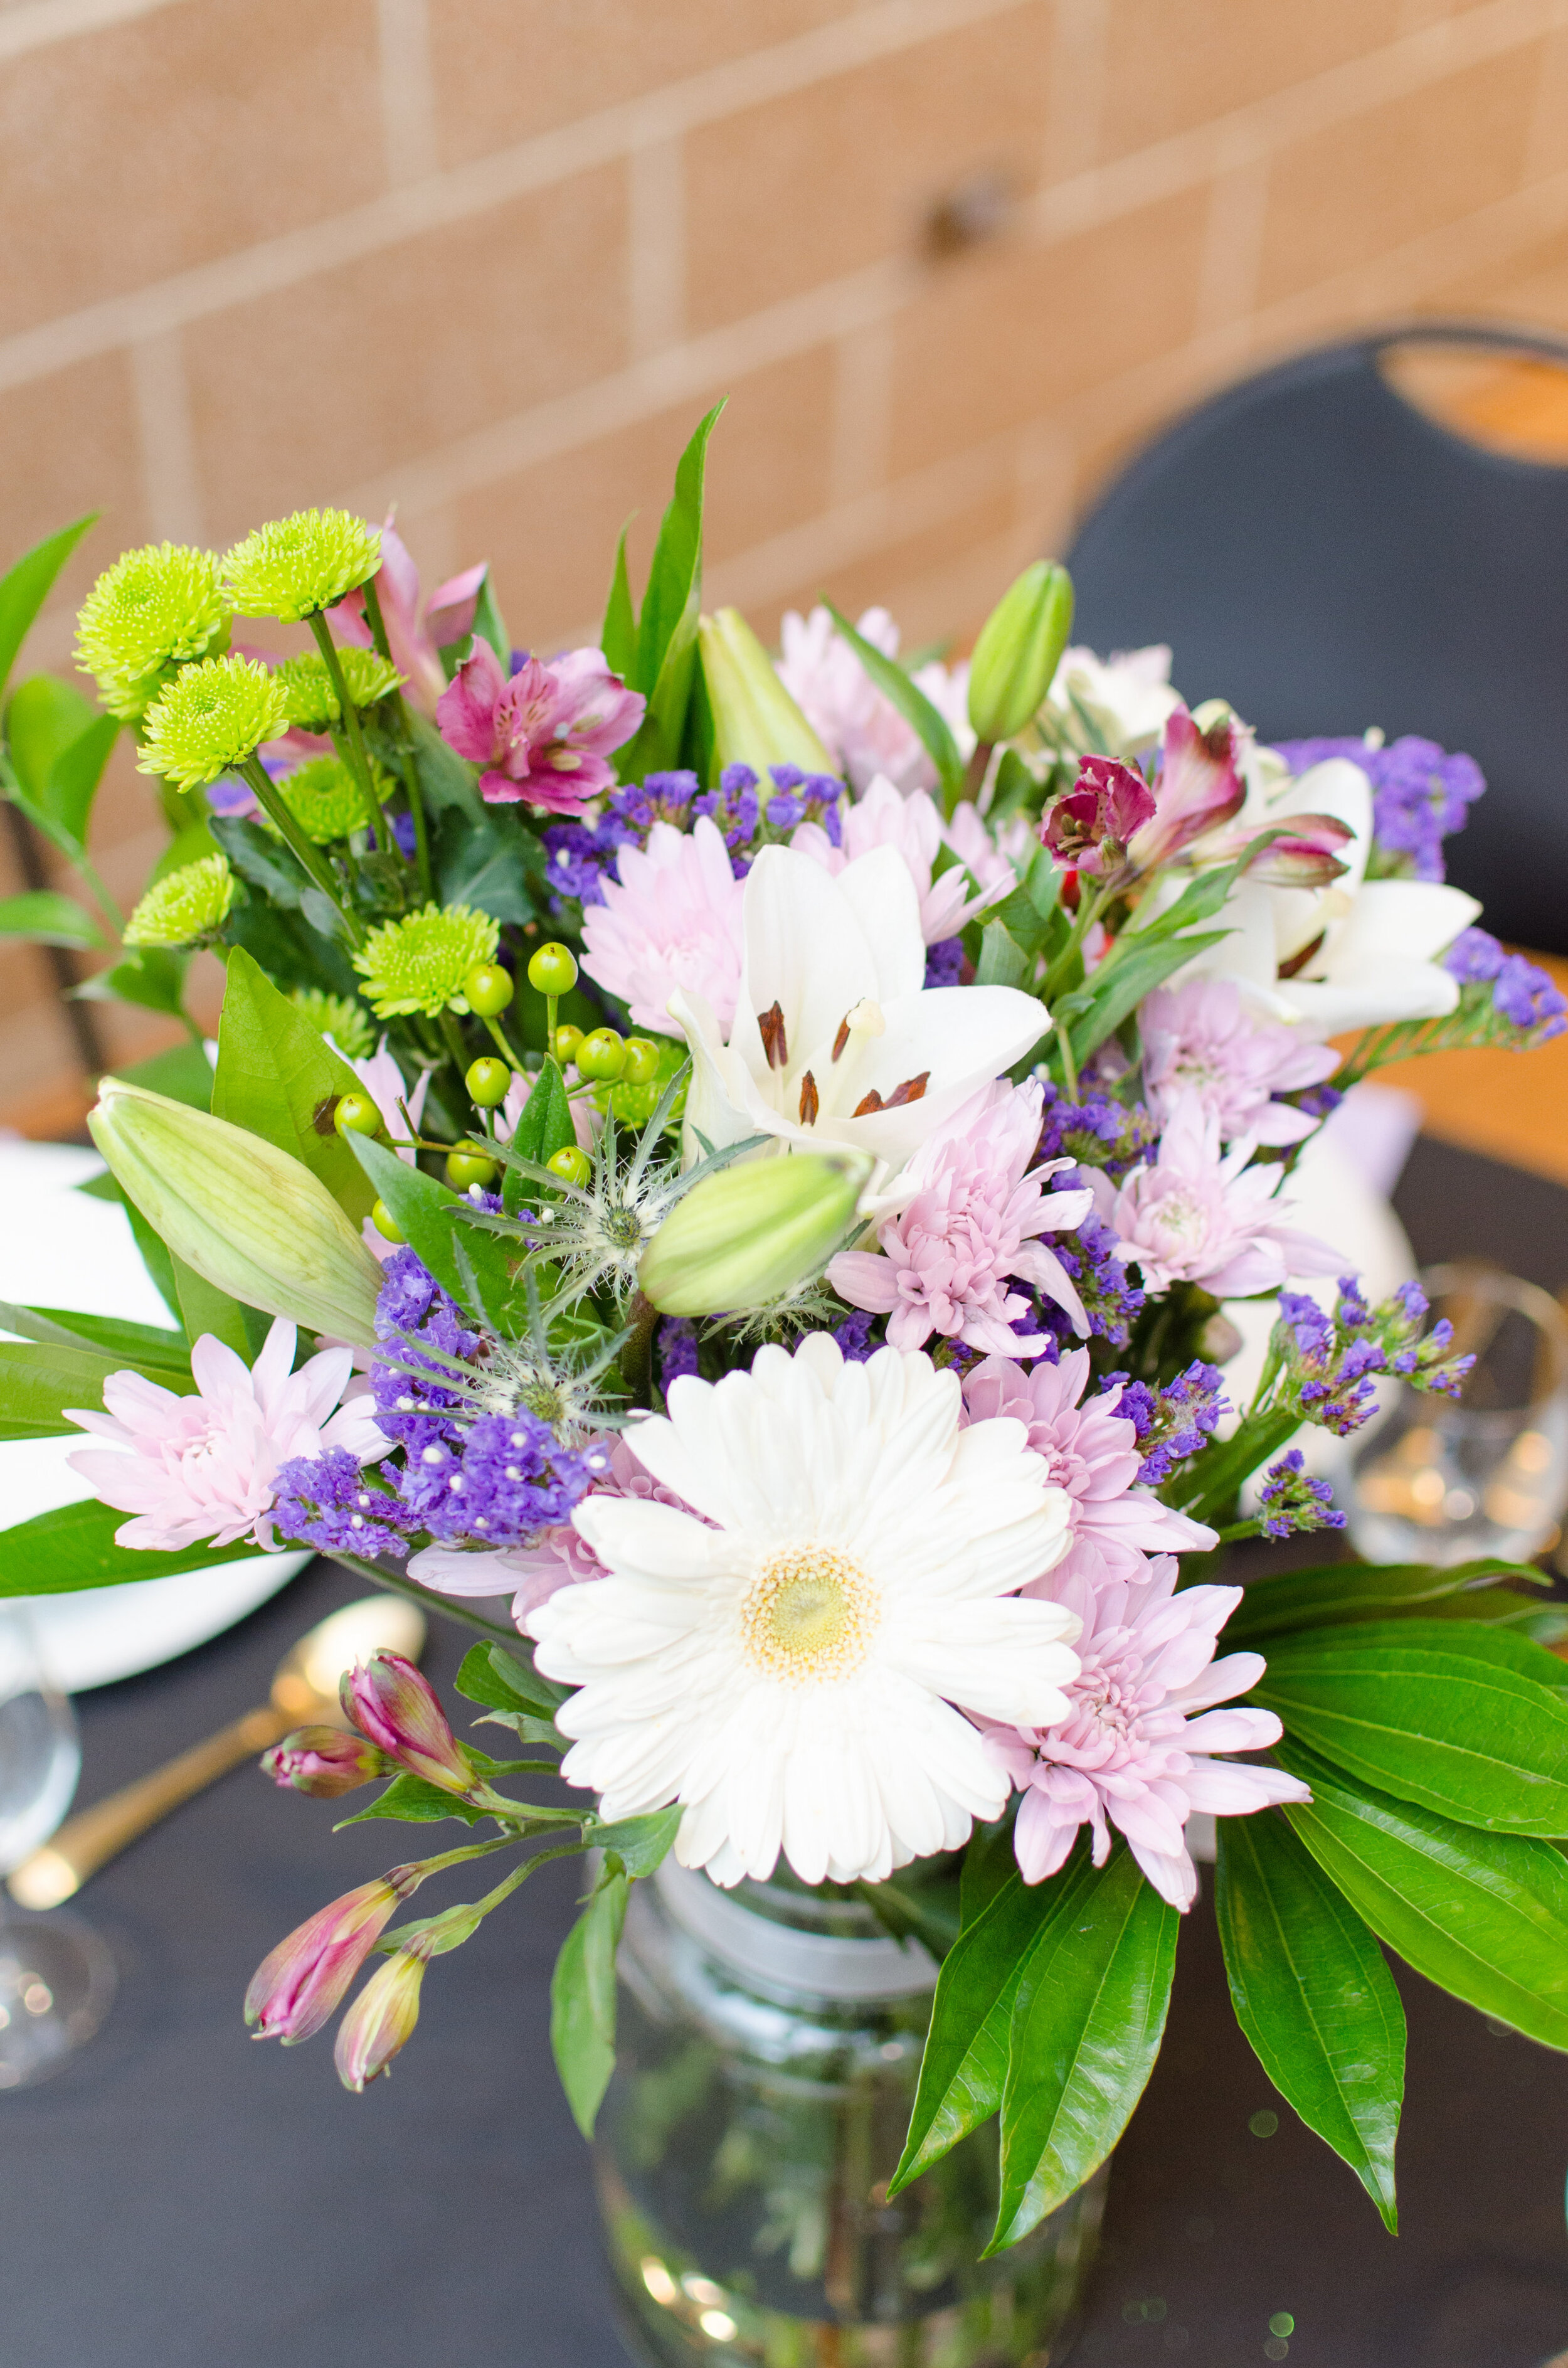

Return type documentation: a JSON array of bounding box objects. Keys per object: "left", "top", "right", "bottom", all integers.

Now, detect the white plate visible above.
[{"left": 0, "top": 1141, "right": 305, "bottom": 1691}]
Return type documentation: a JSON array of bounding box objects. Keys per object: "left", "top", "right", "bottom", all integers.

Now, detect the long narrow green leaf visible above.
[
  {"left": 0, "top": 889, "right": 105, "bottom": 947},
  {"left": 0, "top": 514, "right": 96, "bottom": 699},
  {"left": 825, "top": 602, "right": 962, "bottom": 804},
  {"left": 0, "top": 1496, "right": 259, "bottom": 1595},
  {"left": 1256, "top": 1622, "right": 1568, "bottom": 1834},
  {"left": 171, "top": 1253, "right": 257, "bottom": 1361},
  {"left": 551, "top": 1868, "right": 628, "bottom": 2138},
  {"left": 600, "top": 519, "right": 638, "bottom": 677},
  {"left": 1281, "top": 1742, "right": 1568, "bottom": 2049},
  {"left": 0, "top": 1339, "right": 191, "bottom": 1440},
  {"left": 40, "top": 712, "right": 119, "bottom": 858},
  {"left": 1226, "top": 1557, "right": 1550, "bottom": 1646},
  {"left": 0, "top": 1302, "right": 188, "bottom": 1372},
  {"left": 633, "top": 405, "right": 724, "bottom": 697},
  {"left": 349, "top": 1134, "right": 467, "bottom": 1303},
  {"left": 211, "top": 947, "right": 376, "bottom": 1222},
  {"left": 989, "top": 1849, "right": 1178, "bottom": 2251},
  {"left": 5, "top": 673, "right": 96, "bottom": 798},
  {"left": 1216, "top": 1811, "right": 1404, "bottom": 2231},
  {"left": 1064, "top": 926, "right": 1232, "bottom": 1068}
]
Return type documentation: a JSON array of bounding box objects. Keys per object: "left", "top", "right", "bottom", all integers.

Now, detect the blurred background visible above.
[{"left": 5, "top": 0, "right": 1568, "bottom": 1138}]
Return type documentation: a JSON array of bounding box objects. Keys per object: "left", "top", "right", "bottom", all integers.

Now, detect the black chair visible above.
[{"left": 1064, "top": 323, "right": 1568, "bottom": 953}]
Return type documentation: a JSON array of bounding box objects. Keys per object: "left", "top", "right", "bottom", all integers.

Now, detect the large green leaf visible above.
[
  {"left": 0, "top": 515, "right": 96, "bottom": 700},
  {"left": 1216, "top": 1811, "right": 1404, "bottom": 2231},
  {"left": 39, "top": 712, "right": 119, "bottom": 860},
  {"left": 1255, "top": 1622, "right": 1568, "bottom": 1835},
  {"left": 0, "top": 1495, "right": 260, "bottom": 1595},
  {"left": 0, "top": 1337, "right": 191, "bottom": 1441},
  {"left": 1226, "top": 1557, "right": 1552, "bottom": 1647},
  {"left": 0, "top": 1301, "right": 188, "bottom": 1374},
  {"left": 75, "top": 946, "right": 189, "bottom": 1018},
  {"left": 1281, "top": 1743, "right": 1568, "bottom": 2049},
  {"left": 990, "top": 1848, "right": 1179, "bottom": 2251},
  {"left": 211, "top": 947, "right": 375, "bottom": 1221},
  {"left": 0, "top": 890, "right": 105, "bottom": 948},
  {"left": 600, "top": 519, "right": 637, "bottom": 677},
  {"left": 171, "top": 1251, "right": 259, "bottom": 1361},
  {"left": 434, "top": 808, "right": 537, "bottom": 927},
  {"left": 6, "top": 673, "right": 95, "bottom": 795},
  {"left": 351, "top": 1134, "right": 533, "bottom": 1335},
  {"left": 551, "top": 1867, "right": 628, "bottom": 2138},
  {"left": 618, "top": 406, "right": 725, "bottom": 775},
  {"left": 826, "top": 602, "right": 963, "bottom": 805}
]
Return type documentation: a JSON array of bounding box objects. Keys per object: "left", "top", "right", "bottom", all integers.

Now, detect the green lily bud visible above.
[
  {"left": 640, "top": 1152, "right": 870, "bottom": 1317},
  {"left": 698, "top": 608, "right": 837, "bottom": 780},
  {"left": 966, "top": 561, "right": 1074, "bottom": 744},
  {"left": 88, "top": 1078, "right": 384, "bottom": 1346}
]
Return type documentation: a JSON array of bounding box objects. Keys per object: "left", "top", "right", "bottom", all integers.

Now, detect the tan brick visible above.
[
  {"left": 887, "top": 187, "right": 1210, "bottom": 481},
  {"left": 1096, "top": 0, "right": 1407, "bottom": 162},
  {"left": 1256, "top": 45, "right": 1548, "bottom": 309},
  {"left": 1429, "top": 233, "right": 1568, "bottom": 329},
  {"left": 186, "top": 166, "right": 628, "bottom": 546},
  {"left": 0, "top": 0, "right": 383, "bottom": 343},
  {"left": 684, "top": 4, "right": 1054, "bottom": 334},
  {"left": 446, "top": 349, "right": 837, "bottom": 652},
  {"left": 757, "top": 480, "right": 1019, "bottom": 646},
  {"left": 428, "top": 0, "right": 869, "bottom": 166},
  {"left": 0, "top": 354, "right": 149, "bottom": 630}
]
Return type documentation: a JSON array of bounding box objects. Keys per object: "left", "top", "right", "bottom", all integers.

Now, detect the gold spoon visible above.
[{"left": 6, "top": 1595, "right": 426, "bottom": 1911}]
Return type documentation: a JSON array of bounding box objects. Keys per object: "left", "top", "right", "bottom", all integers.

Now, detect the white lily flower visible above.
[
  {"left": 668, "top": 844, "right": 1049, "bottom": 1213},
  {"left": 1180, "top": 756, "right": 1480, "bottom": 1038},
  {"left": 1047, "top": 644, "right": 1183, "bottom": 756}
]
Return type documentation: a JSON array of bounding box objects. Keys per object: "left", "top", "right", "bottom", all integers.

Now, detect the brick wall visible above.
[{"left": 5, "top": 0, "right": 1568, "bottom": 1127}]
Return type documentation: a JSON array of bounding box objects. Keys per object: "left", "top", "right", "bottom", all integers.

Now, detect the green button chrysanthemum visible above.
[
  {"left": 290, "top": 987, "right": 376, "bottom": 1061},
  {"left": 223, "top": 509, "right": 382, "bottom": 623},
  {"left": 122, "top": 852, "right": 236, "bottom": 947},
  {"left": 352, "top": 903, "right": 500, "bottom": 1019},
  {"left": 137, "top": 654, "right": 291, "bottom": 791},
  {"left": 274, "top": 647, "right": 404, "bottom": 731},
  {"left": 75, "top": 543, "right": 230, "bottom": 720},
  {"left": 265, "top": 754, "right": 393, "bottom": 846}
]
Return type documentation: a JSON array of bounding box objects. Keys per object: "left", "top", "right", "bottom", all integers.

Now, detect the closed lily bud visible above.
[
  {"left": 698, "top": 608, "right": 837, "bottom": 778},
  {"left": 640, "top": 1152, "right": 871, "bottom": 1317},
  {"left": 262, "top": 1726, "right": 391, "bottom": 1798},
  {"left": 88, "top": 1076, "right": 384, "bottom": 1347},
  {"left": 334, "top": 1937, "right": 433, "bottom": 2092},
  {"left": 967, "top": 561, "right": 1074, "bottom": 745},
  {"left": 1242, "top": 812, "right": 1353, "bottom": 888},
  {"left": 341, "top": 1652, "right": 477, "bottom": 1795},
  {"left": 245, "top": 1874, "right": 413, "bottom": 2044}
]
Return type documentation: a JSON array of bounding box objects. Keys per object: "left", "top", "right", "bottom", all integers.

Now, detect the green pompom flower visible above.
[
  {"left": 274, "top": 647, "right": 403, "bottom": 730},
  {"left": 75, "top": 543, "right": 230, "bottom": 719},
  {"left": 223, "top": 510, "right": 382, "bottom": 622},
  {"left": 267, "top": 754, "right": 393, "bottom": 845},
  {"left": 122, "top": 852, "right": 236, "bottom": 947},
  {"left": 290, "top": 987, "right": 376, "bottom": 1061},
  {"left": 352, "top": 903, "right": 500, "bottom": 1019},
  {"left": 138, "top": 655, "right": 291, "bottom": 790}
]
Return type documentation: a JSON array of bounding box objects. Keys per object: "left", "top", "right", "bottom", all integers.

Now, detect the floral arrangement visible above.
[{"left": 3, "top": 406, "right": 1566, "bottom": 2246}]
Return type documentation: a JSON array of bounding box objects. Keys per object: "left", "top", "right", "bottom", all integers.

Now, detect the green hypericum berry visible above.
[
  {"left": 222, "top": 509, "right": 382, "bottom": 623},
  {"left": 527, "top": 941, "right": 579, "bottom": 996},
  {"left": 266, "top": 753, "right": 391, "bottom": 845},
  {"left": 446, "top": 1148, "right": 498, "bottom": 1190},
  {"left": 546, "top": 1145, "right": 592, "bottom": 1187},
  {"left": 333, "top": 1091, "right": 382, "bottom": 1139},
  {"left": 553, "top": 1022, "right": 585, "bottom": 1064},
  {"left": 463, "top": 962, "right": 514, "bottom": 1018},
  {"left": 122, "top": 852, "right": 236, "bottom": 947},
  {"left": 273, "top": 648, "right": 403, "bottom": 731},
  {"left": 352, "top": 903, "right": 501, "bottom": 1019},
  {"left": 619, "top": 1035, "right": 661, "bottom": 1085},
  {"left": 465, "top": 1057, "right": 511, "bottom": 1108},
  {"left": 76, "top": 543, "right": 230, "bottom": 719},
  {"left": 289, "top": 987, "right": 376, "bottom": 1061},
  {"left": 576, "top": 1027, "right": 625, "bottom": 1081},
  {"left": 371, "top": 1197, "right": 405, "bottom": 1244},
  {"left": 137, "top": 654, "right": 291, "bottom": 790}
]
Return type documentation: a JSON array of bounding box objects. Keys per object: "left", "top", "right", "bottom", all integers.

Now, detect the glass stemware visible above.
[{"left": 0, "top": 1606, "right": 115, "bottom": 2088}]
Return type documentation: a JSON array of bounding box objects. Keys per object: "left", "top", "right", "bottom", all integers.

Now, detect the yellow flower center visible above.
[{"left": 739, "top": 1544, "right": 877, "bottom": 1684}]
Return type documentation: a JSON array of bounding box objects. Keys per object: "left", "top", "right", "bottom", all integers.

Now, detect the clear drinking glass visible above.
[
  {"left": 1349, "top": 1264, "right": 1568, "bottom": 1567},
  {"left": 0, "top": 1606, "right": 115, "bottom": 2088}
]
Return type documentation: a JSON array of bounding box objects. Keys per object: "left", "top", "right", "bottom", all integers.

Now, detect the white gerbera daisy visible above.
[{"left": 529, "top": 1332, "right": 1083, "bottom": 1887}]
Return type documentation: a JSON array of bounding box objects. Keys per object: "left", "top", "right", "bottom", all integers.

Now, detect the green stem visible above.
[
  {"left": 308, "top": 612, "right": 401, "bottom": 868},
  {"left": 955, "top": 739, "right": 993, "bottom": 810},
  {"left": 622, "top": 1289, "right": 659, "bottom": 1411},
  {"left": 482, "top": 1012, "right": 526, "bottom": 1073},
  {"left": 362, "top": 576, "right": 395, "bottom": 666},
  {"left": 395, "top": 731, "right": 434, "bottom": 902},
  {"left": 240, "top": 757, "right": 366, "bottom": 947},
  {"left": 73, "top": 852, "right": 126, "bottom": 937},
  {"left": 437, "top": 1007, "right": 469, "bottom": 1075}
]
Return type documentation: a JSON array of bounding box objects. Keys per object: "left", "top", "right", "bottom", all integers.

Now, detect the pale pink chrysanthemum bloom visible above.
[
  {"left": 64, "top": 1319, "right": 388, "bottom": 1554},
  {"left": 828, "top": 1080, "right": 1095, "bottom": 1355},
  {"left": 985, "top": 1553, "right": 1310, "bottom": 1909},
  {"left": 776, "top": 606, "right": 972, "bottom": 795},
  {"left": 961, "top": 1350, "right": 1216, "bottom": 1591},
  {"left": 580, "top": 815, "right": 745, "bottom": 1038},
  {"left": 1093, "top": 1091, "right": 1343, "bottom": 1297},
  {"left": 1140, "top": 976, "right": 1340, "bottom": 1147},
  {"left": 943, "top": 799, "right": 1034, "bottom": 896},
  {"left": 792, "top": 775, "right": 1006, "bottom": 945}
]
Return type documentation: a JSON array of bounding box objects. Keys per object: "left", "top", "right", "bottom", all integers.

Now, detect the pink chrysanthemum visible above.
[
  {"left": 1140, "top": 976, "right": 1340, "bottom": 1146},
  {"left": 792, "top": 775, "right": 1005, "bottom": 945},
  {"left": 436, "top": 639, "right": 643, "bottom": 812},
  {"left": 1094, "top": 1091, "right": 1342, "bottom": 1297},
  {"left": 827, "top": 1080, "right": 1094, "bottom": 1354},
  {"left": 580, "top": 815, "right": 744, "bottom": 1037},
  {"left": 65, "top": 1319, "right": 386, "bottom": 1553},
  {"left": 961, "top": 1350, "right": 1214, "bottom": 1589},
  {"left": 985, "top": 1554, "right": 1310, "bottom": 1909},
  {"left": 775, "top": 605, "right": 971, "bottom": 795}
]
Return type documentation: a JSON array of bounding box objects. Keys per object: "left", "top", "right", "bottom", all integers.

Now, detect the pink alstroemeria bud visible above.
[
  {"left": 1241, "top": 812, "right": 1353, "bottom": 888},
  {"left": 1129, "top": 704, "right": 1247, "bottom": 871},
  {"left": 245, "top": 1872, "right": 416, "bottom": 2044},
  {"left": 262, "top": 1726, "right": 392, "bottom": 1799},
  {"left": 1041, "top": 755, "right": 1157, "bottom": 878},
  {"left": 334, "top": 1937, "right": 433, "bottom": 2092},
  {"left": 340, "top": 1652, "right": 477, "bottom": 1795}
]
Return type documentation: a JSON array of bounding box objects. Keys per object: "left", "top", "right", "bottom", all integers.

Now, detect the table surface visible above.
[{"left": 3, "top": 1135, "right": 1568, "bottom": 2368}]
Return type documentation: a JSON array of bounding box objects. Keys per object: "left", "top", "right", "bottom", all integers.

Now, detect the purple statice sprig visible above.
[
  {"left": 1273, "top": 733, "right": 1486, "bottom": 884},
  {"left": 657, "top": 1317, "right": 700, "bottom": 1388},
  {"left": 272, "top": 1447, "right": 419, "bottom": 1559},
  {"left": 1036, "top": 1084, "right": 1160, "bottom": 1182},
  {"left": 1264, "top": 1275, "right": 1474, "bottom": 1438},
  {"left": 1104, "top": 1359, "right": 1229, "bottom": 1484},
  {"left": 1337, "top": 930, "right": 1566, "bottom": 1090},
  {"left": 1253, "top": 1449, "right": 1347, "bottom": 1541},
  {"left": 1036, "top": 1179, "right": 1146, "bottom": 1351},
  {"left": 538, "top": 763, "right": 845, "bottom": 910}
]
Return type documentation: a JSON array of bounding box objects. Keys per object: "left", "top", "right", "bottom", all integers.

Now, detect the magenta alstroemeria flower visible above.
[
  {"left": 436, "top": 638, "right": 644, "bottom": 812},
  {"left": 334, "top": 1937, "right": 433, "bottom": 2091},
  {"left": 244, "top": 1874, "right": 414, "bottom": 2043},
  {"left": 262, "top": 1726, "right": 391, "bottom": 1798},
  {"left": 335, "top": 517, "right": 486, "bottom": 714},
  {"left": 340, "top": 1651, "right": 476, "bottom": 1795},
  {"left": 1128, "top": 705, "right": 1246, "bottom": 871},
  {"left": 1040, "top": 756, "right": 1157, "bottom": 877}
]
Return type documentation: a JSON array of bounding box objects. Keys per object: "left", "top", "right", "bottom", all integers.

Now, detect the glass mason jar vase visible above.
[{"left": 596, "top": 1859, "right": 1106, "bottom": 2367}]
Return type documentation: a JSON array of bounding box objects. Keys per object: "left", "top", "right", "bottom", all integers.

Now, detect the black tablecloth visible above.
[{"left": 3, "top": 1137, "right": 1567, "bottom": 2368}]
